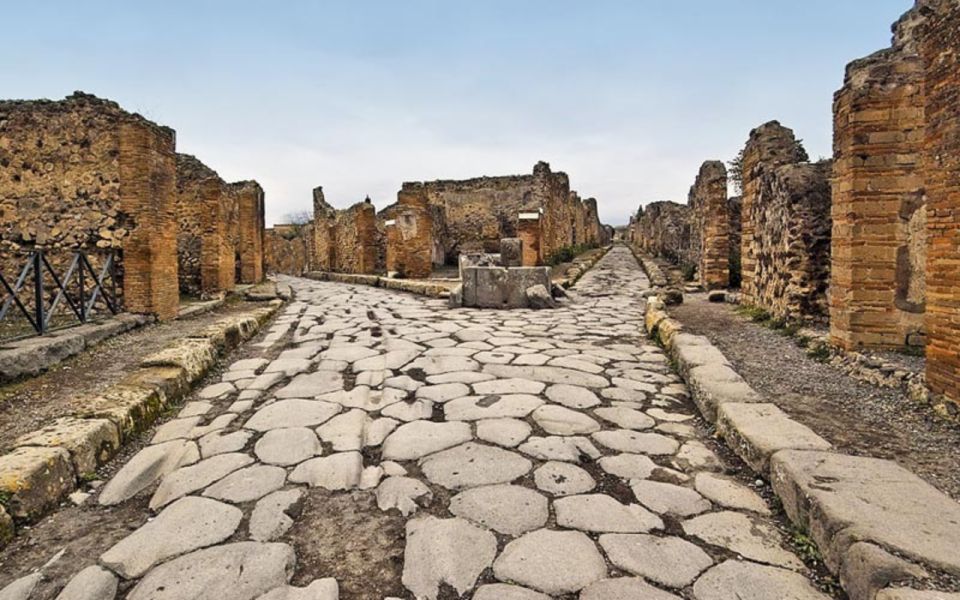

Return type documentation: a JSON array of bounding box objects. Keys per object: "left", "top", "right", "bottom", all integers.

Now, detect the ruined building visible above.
[{"left": 632, "top": 201, "right": 695, "bottom": 267}]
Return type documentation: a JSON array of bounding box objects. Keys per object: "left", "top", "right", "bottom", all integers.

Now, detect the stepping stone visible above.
[
  {"left": 591, "top": 430, "right": 679, "bottom": 455},
  {"left": 682, "top": 511, "right": 803, "bottom": 569},
  {"left": 492, "top": 529, "right": 607, "bottom": 595},
  {"left": 289, "top": 451, "right": 363, "bottom": 490},
  {"left": 580, "top": 577, "right": 682, "bottom": 600},
  {"left": 444, "top": 394, "right": 543, "bottom": 421},
  {"left": 533, "top": 461, "right": 595, "bottom": 496},
  {"left": 275, "top": 371, "right": 342, "bottom": 399},
  {"left": 483, "top": 364, "right": 609, "bottom": 389},
  {"left": 631, "top": 480, "right": 711, "bottom": 516},
  {"left": 245, "top": 400, "right": 341, "bottom": 431},
  {"left": 99, "top": 439, "right": 199, "bottom": 505},
  {"left": 449, "top": 484, "right": 548, "bottom": 535},
  {"left": 694, "top": 473, "right": 770, "bottom": 514},
  {"left": 416, "top": 383, "right": 470, "bottom": 403},
  {"left": 126, "top": 542, "right": 295, "bottom": 600},
  {"left": 55, "top": 565, "right": 118, "bottom": 600},
  {"left": 598, "top": 454, "right": 657, "bottom": 480},
  {"left": 199, "top": 430, "right": 253, "bottom": 458},
  {"left": 476, "top": 418, "right": 532, "bottom": 448},
  {"left": 258, "top": 579, "right": 339, "bottom": 600},
  {"left": 544, "top": 384, "right": 601, "bottom": 408},
  {"left": 250, "top": 489, "right": 306, "bottom": 542},
  {"left": 402, "top": 516, "right": 497, "bottom": 600},
  {"left": 692, "top": 560, "right": 830, "bottom": 600},
  {"left": 315, "top": 409, "right": 366, "bottom": 451},
  {"left": 554, "top": 494, "right": 662, "bottom": 533},
  {"left": 518, "top": 436, "right": 601, "bottom": 462},
  {"left": 532, "top": 405, "right": 600, "bottom": 435},
  {"left": 148, "top": 451, "right": 254, "bottom": 510},
  {"left": 376, "top": 476, "right": 433, "bottom": 516},
  {"left": 101, "top": 497, "right": 242, "bottom": 578},
  {"left": 203, "top": 465, "right": 286, "bottom": 503},
  {"left": 473, "top": 584, "right": 550, "bottom": 600},
  {"left": 593, "top": 407, "right": 655, "bottom": 430},
  {"left": 599, "top": 534, "right": 713, "bottom": 588},
  {"left": 255, "top": 428, "right": 321, "bottom": 465},
  {"left": 382, "top": 421, "right": 473, "bottom": 461},
  {"left": 420, "top": 442, "right": 532, "bottom": 489}
]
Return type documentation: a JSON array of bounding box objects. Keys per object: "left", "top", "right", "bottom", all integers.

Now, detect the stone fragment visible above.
[
  {"left": 420, "top": 442, "right": 532, "bottom": 489},
  {"left": 449, "top": 484, "right": 548, "bottom": 535},
  {"left": 257, "top": 579, "right": 339, "bottom": 600},
  {"left": 126, "top": 542, "right": 295, "bottom": 600},
  {"left": 593, "top": 407, "right": 655, "bottom": 430},
  {"left": 402, "top": 516, "right": 497, "bottom": 600},
  {"left": 492, "top": 529, "right": 607, "bottom": 595},
  {"left": 598, "top": 454, "right": 658, "bottom": 480},
  {"left": 525, "top": 284, "right": 555, "bottom": 309},
  {"left": 274, "top": 371, "right": 342, "bottom": 399},
  {"left": 203, "top": 465, "right": 286, "bottom": 503},
  {"left": 694, "top": 472, "right": 770, "bottom": 514},
  {"left": 198, "top": 382, "right": 235, "bottom": 399},
  {"left": 682, "top": 511, "right": 802, "bottom": 569},
  {"left": 289, "top": 452, "right": 362, "bottom": 490},
  {"left": 444, "top": 394, "right": 543, "bottom": 421},
  {"left": 533, "top": 461, "right": 595, "bottom": 496},
  {"left": 249, "top": 489, "right": 305, "bottom": 542},
  {"left": 631, "top": 480, "right": 711, "bottom": 516},
  {"left": 517, "top": 436, "right": 601, "bottom": 462},
  {"left": 599, "top": 534, "right": 713, "bottom": 588},
  {"left": 381, "top": 399, "right": 434, "bottom": 422},
  {"left": 254, "top": 428, "right": 321, "bottom": 466},
  {"left": 381, "top": 421, "right": 473, "bottom": 461},
  {"left": 475, "top": 418, "right": 532, "bottom": 448},
  {"left": 531, "top": 405, "right": 600, "bottom": 435},
  {"left": 591, "top": 430, "right": 679, "bottom": 455},
  {"left": 315, "top": 409, "right": 365, "bottom": 451},
  {"left": 580, "top": 577, "right": 682, "bottom": 600},
  {"left": 149, "top": 452, "right": 254, "bottom": 510},
  {"left": 99, "top": 440, "right": 199, "bottom": 506},
  {"left": 245, "top": 400, "right": 340, "bottom": 431},
  {"left": 415, "top": 383, "right": 470, "bottom": 403},
  {"left": 55, "top": 565, "right": 118, "bottom": 600},
  {"left": 376, "top": 476, "right": 433, "bottom": 516},
  {"left": 101, "top": 497, "right": 242, "bottom": 578},
  {"left": 554, "top": 494, "right": 662, "bottom": 533},
  {"left": 15, "top": 416, "right": 120, "bottom": 476},
  {"left": 876, "top": 590, "right": 960, "bottom": 600},
  {"left": 0, "top": 573, "right": 42, "bottom": 600},
  {"left": 199, "top": 430, "right": 253, "bottom": 458},
  {"left": 675, "top": 440, "right": 721, "bottom": 470},
  {"left": 472, "top": 584, "right": 550, "bottom": 600},
  {"left": 692, "top": 560, "right": 829, "bottom": 600}
]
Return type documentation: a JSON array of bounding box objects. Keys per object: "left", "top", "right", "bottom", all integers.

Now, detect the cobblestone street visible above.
[{"left": 0, "top": 247, "right": 832, "bottom": 600}]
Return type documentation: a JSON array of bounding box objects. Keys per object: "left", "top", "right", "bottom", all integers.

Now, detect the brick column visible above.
[
  {"left": 199, "top": 179, "right": 230, "bottom": 296},
  {"left": 356, "top": 202, "right": 379, "bottom": 275},
  {"left": 386, "top": 189, "right": 433, "bottom": 278},
  {"left": 518, "top": 211, "right": 542, "bottom": 266},
  {"left": 921, "top": 0, "right": 960, "bottom": 405},
  {"left": 118, "top": 121, "right": 179, "bottom": 319},
  {"left": 693, "top": 161, "right": 730, "bottom": 290},
  {"left": 237, "top": 183, "right": 264, "bottom": 284}
]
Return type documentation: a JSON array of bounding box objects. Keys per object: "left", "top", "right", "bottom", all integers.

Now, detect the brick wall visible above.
[
  {"left": 920, "top": 0, "right": 960, "bottom": 405},
  {"left": 234, "top": 181, "right": 265, "bottom": 284},
  {"left": 264, "top": 224, "right": 313, "bottom": 276},
  {"left": 633, "top": 201, "right": 695, "bottom": 266},
  {"left": 313, "top": 196, "right": 379, "bottom": 275},
  {"left": 690, "top": 161, "right": 730, "bottom": 290},
  {"left": 385, "top": 187, "right": 433, "bottom": 278},
  {"left": 830, "top": 9, "right": 928, "bottom": 349},
  {"left": 0, "top": 92, "right": 179, "bottom": 319}
]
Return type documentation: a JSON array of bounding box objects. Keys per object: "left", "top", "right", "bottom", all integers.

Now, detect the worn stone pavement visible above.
[{"left": 2, "top": 246, "right": 831, "bottom": 600}]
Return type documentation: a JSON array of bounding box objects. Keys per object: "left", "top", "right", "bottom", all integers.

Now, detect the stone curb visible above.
[
  {"left": 644, "top": 297, "right": 960, "bottom": 600},
  {"left": 303, "top": 271, "right": 456, "bottom": 298},
  {"left": 552, "top": 245, "right": 612, "bottom": 289},
  {"left": 0, "top": 299, "right": 284, "bottom": 546},
  {"left": 629, "top": 249, "right": 668, "bottom": 288}
]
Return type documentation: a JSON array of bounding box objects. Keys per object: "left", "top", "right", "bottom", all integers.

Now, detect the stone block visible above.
[
  {"left": 0, "top": 446, "right": 75, "bottom": 521},
  {"left": 500, "top": 238, "right": 523, "bottom": 267},
  {"left": 686, "top": 364, "right": 764, "bottom": 424},
  {"left": 462, "top": 266, "right": 551, "bottom": 309},
  {"left": 716, "top": 403, "right": 830, "bottom": 474},
  {"left": 15, "top": 417, "right": 120, "bottom": 477}
]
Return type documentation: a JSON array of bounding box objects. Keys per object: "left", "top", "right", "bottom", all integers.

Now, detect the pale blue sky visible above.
[{"left": 3, "top": 1, "right": 909, "bottom": 226}]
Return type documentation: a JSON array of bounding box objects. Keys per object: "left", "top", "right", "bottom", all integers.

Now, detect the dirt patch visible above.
[
  {"left": 670, "top": 294, "right": 960, "bottom": 500},
  {"left": 284, "top": 489, "right": 407, "bottom": 599}
]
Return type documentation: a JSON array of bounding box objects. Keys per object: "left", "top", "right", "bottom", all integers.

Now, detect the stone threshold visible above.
[
  {"left": 644, "top": 296, "right": 960, "bottom": 600},
  {"left": 0, "top": 298, "right": 285, "bottom": 548}
]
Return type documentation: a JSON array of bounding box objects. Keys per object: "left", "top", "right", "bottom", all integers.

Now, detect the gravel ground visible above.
[{"left": 670, "top": 293, "right": 960, "bottom": 501}]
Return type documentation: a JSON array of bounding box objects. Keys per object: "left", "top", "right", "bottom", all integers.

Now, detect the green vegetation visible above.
[
  {"left": 736, "top": 305, "right": 772, "bottom": 323},
  {"left": 806, "top": 344, "right": 832, "bottom": 362}
]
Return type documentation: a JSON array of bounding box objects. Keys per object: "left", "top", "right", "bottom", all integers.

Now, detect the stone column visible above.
[
  {"left": 692, "top": 161, "right": 730, "bottom": 290},
  {"left": 518, "top": 211, "right": 542, "bottom": 266},
  {"left": 237, "top": 182, "right": 264, "bottom": 284}
]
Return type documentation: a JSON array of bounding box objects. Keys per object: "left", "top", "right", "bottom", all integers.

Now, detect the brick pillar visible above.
[
  {"left": 829, "top": 17, "right": 927, "bottom": 350},
  {"left": 356, "top": 202, "right": 378, "bottom": 275},
  {"left": 237, "top": 183, "right": 264, "bottom": 283},
  {"left": 199, "top": 179, "right": 229, "bottom": 296},
  {"left": 518, "top": 211, "right": 542, "bottom": 266},
  {"left": 118, "top": 121, "right": 179, "bottom": 319},
  {"left": 921, "top": 0, "right": 960, "bottom": 405},
  {"left": 740, "top": 122, "right": 807, "bottom": 305},
  {"left": 693, "top": 161, "right": 730, "bottom": 290},
  {"left": 386, "top": 189, "right": 433, "bottom": 278}
]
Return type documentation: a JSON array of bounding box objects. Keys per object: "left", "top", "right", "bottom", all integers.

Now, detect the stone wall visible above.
[
  {"left": 830, "top": 8, "right": 928, "bottom": 350},
  {"left": 0, "top": 92, "right": 179, "bottom": 319},
  {"left": 264, "top": 224, "right": 313, "bottom": 276},
  {"left": 633, "top": 201, "right": 695, "bottom": 266},
  {"left": 919, "top": 0, "right": 960, "bottom": 405},
  {"left": 728, "top": 196, "right": 743, "bottom": 287},
  {"left": 689, "top": 161, "right": 729, "bottom": 289},
  {"left": 233, "top": 181, "right": 265, "bottom": 284},
  {"left": 313, "top": 194, "right": 379, "bottom": 275},
  {"left": 385, "top": 187, "right": 433, "bottom": 279}
]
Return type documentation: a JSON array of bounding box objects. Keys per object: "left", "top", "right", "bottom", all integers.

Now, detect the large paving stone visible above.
[
  {"left": 554, "top": 494, "right": 662, "bottom": 533},
  {"left": 203, "top": 465, "right": 286, "bottom": 503},
  {"left": 692, "top": 560, "right": 829, "bottom": 600},
  {"left": 249, "top": 489, "right": 306, "bottom": 542},
  {"left": 475, "top": 418, "right": 532, "bottom": 448},
  {"left": 483, "top": 364, "right": 610, "bottom": 389},
  {"left": 149, "top": 452, "right": 254, "bottom": 510},
  {"left": 375, "top": 476, "right": 433, "bottom": 517},
  {"left": 716, "top": 403, "right": 830, "bottom": 474},
  {"left": 402, "top": 516, "right": 497, "bottom": 600},
  {"left": 101, "top": 496, "right": 242, "bottom": 578},
  {"left": 404, "top": 356, "right": 479, "bottom": 375},
  {"left": 416, "top": 382, "right": 470, "bottom": 403},
  {"left": 580, "top": 577, "right": 682, "bottom": 600},
  {"left": 771, "top": 450, "right": 960, "bottom": 577},
  {"left": 682, "top": 511, "right": 802, "bottom": 569},
  {"left": 289, "top": 452, "right": 362, "bottom": 490},
  {"left": 591, "top": 430, "right": 679, "bottom": 455},
  {"left": 694, "top": 472, "right": 770, "bottom": 514},
  {"left": 420, "top": 442, "right": 532, "bottom": 489},
  {"left": 449, "top": 484, "right": 548, "bottom": 535},
  {"left": 531, "top": 405, "right": 600, "bottom": 435},
  {"left": 0, "top": 573, "right": 42, "bottom": 600},
  {"left": 245, "top": 400, "right": 341, "bottom": 431},
  {"left": 544, "top": 384, "right": 601, "bottom": 409},
  {"left": 630, "top": 480, "right": 711, "bottom": 516},
  {"left": 598, "top": 454, "right": 657, "bottom": 480},
  {"left": 593, "top": 407, "right": 655, "bottom": 430},
  {"left": 274, "top": 371, "right": 342, "bottom": 399},
  {"left": 55, "top": 565, "right": 118, "bottom": 600},
  {"left": 492, "top": 529, "right": 607, "bottom": 594},
  {"left": 876, "top": 590, "right": 960, "bottom": 600},
  {"left": 473, "top": 378, "right": 546, "bottom": 396},
  {"left": 381, "top": 421, "right": 473, "bottom": 461},
  {"left": 257, "top": 579, "right": 339, "bottom": 600},
  {"left": 199, "top": 430, "right": 253, "bottom": 458},
  {"left": 444, "top": 394, "right": 544, "bottom": 421},
  {"left": 599, "top": 533, "right": 713, "bottom": 588},
  {"left": 533, "top": 461, "right": 595, "bottom": 496},
  {"left": 126, "top": 542, "right": 295, "bottom": 600},
  {"left": 314, "top": 409, "right": 366, "bottom": 451},
  {"left": 472, "top": 584, "right": 550, "bottom": 600},
  {"left": 100, "top": 440, "right": 199, "bottom": 506},
  {"left": 254, "top": 428, "right": 321, "bottom": 466},
  {"left": 517, "top": 436, "right": 601, "bottom": 462}
]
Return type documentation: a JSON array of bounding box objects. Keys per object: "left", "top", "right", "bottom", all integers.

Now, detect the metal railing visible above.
[{"left": 0, "top": 249, "right": 120, "bottom": 339}]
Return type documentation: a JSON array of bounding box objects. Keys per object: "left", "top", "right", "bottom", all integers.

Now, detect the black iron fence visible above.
[{"left": 0, "top": 249, "right": 120, "bottom": 340}]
